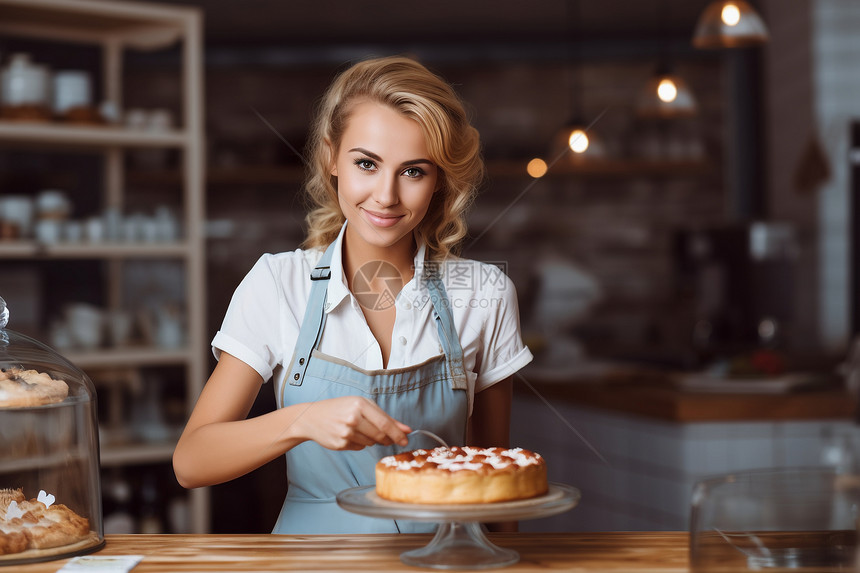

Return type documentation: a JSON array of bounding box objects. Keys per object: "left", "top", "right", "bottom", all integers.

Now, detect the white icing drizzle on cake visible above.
[{"left": 381, "top": 446, "right": 543, "bottom": 472}]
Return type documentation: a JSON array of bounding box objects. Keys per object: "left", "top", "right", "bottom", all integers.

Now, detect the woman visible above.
[{"left": 173, "top": 56, "right": 533, "bottom": 533}]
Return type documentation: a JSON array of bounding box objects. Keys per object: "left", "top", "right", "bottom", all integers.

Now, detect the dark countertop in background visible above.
[{"left": 516, "top": 366, "right": 855, "bottom": 422}]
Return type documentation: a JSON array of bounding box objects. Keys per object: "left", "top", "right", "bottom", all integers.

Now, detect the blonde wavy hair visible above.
[{"left": 301, "top": 56, "right": 484, "bottom": 260}]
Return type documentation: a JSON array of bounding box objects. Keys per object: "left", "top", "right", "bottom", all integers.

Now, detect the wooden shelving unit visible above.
[
  {"left": 0, "top": 0, "right": 208, "bottom": 533},
  {"left": 64, "top": 346, "right": 193, "bottom": 369},
  {"left": 127, "top": 166, "right": 306, "bottom": 187},
  {"left": 101, "top": 442, "right": 177, "bottom": 467},
  {"left": 0, "top": 241, "right": 191, "bottom": 259},
  {"left": 0, "top": 121, "right": 189, "bottom": 148}
]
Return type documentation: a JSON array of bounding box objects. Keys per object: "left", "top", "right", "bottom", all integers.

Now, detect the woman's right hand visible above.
[
  {"left": 174, "top": 354, "right": 412, "bottom": 488},
  {"left": 292, "top": 396, "right": 411, "bottom": 451}
]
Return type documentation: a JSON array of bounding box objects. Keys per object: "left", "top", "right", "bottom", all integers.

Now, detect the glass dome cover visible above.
[{"left": 0, "top": 296, "right": 104, "bottom": 565}]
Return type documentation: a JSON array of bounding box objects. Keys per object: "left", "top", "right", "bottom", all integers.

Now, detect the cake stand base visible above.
[
  {"left": 337, "top": 483, "right": 580, "bottom": 569},
  {"left": 400, "top": 522, "right": 519, "bottom": 570}
]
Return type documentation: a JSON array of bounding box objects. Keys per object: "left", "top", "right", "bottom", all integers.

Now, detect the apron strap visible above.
[
  {"left": 286, "top": 242, "right": 336, "bottom": 387},
  {"left": 426, "top": 270, "right": 468, "bottom": 391}
]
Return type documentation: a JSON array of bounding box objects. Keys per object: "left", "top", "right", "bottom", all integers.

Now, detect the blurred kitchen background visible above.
[{"left": 1, "top": 0, "right": 860, "bottom": 535}]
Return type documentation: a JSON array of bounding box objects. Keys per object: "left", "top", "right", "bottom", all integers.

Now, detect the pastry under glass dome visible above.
[{"left": 0, "top": 296, "right": 104, "bottom": 565}]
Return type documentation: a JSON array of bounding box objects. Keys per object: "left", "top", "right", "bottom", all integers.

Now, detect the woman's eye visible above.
[
  {"left": 355, "top": 159, "right": 376, "bottom": 171},
  {"left": 403, "top": 167, "right": 424, "bottom": 179}
]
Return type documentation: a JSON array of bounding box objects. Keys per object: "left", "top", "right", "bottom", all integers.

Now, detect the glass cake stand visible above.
[{"left": 336, "top": 482, "right": 580, "bottom": 570}]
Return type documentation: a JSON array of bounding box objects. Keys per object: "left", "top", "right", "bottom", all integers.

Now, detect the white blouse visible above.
[{"left": 212, "top": 224, "right": 533, "bottom": 412}]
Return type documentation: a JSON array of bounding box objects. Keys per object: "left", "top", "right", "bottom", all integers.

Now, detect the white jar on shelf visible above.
[
  {"left": 52, "top": 70, "right": 94, "bottom": 121},
  {"left": 1, "top": 53, "right": 51, "bottom": 120},
  {"left": 53, "top": 70, "right": 90, "bottom": 110},
  {"left": 0, "top": 195, "right": 35, "bottom": 238}
]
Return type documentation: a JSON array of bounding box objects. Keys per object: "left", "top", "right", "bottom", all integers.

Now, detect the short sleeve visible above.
[
  {"left": 473, "top": 269, "right": 533, "bottom": 391},
  {"left": 211, "top": 254, "right": 284, "bottom": 382}
]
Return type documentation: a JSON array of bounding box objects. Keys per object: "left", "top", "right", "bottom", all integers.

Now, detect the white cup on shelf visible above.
[
  {"left": 147, "top": 108, "right": 174, "bottom": 131},
  {"left": 85, "top": 217, "right": 105, "bottom": 242},
  {"left": 65, "top": 303, "right": 104, "bottom": 349},
  {"left": 35, "top": 218, "right": 62, "bottom": 244},
  {"left": 125, "top": 108, "right": 147, "bottom": 129},
  {"left": 52, "top": 70, "right": 92, "bottom": 115},
  {"left": 64, "top": 221, "right": 83, "bottom": 242},
  {"left": 155, "top": 307, "right": 183, "bottom": 348},
  {"left": 1, "top": 195, "right": 35, "bottom": 238},
  {"left": 141, "top": 218, "right": 160, "bottom": 243},
  {"left": 103, "top": 208, "right": 122, "bottom": 241},
  {"left": 154, "top": 206, "right": 179, "bottom": 242},
  {"left": 108, "top": 310, "right": 133, "bottom": 347},
  {"left": 49, "top": 320, "right": 73, "bottom": 350},
  {"left": 122, "top": 213, "right": 146, "bottom": 242}
]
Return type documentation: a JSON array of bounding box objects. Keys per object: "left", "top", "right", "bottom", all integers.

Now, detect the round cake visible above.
[
  {"left": 375, "top": 446, "right": 547, "bottom": 504},
  {"left": 0, "top": 368, "right": 69, "bottom": 408}
]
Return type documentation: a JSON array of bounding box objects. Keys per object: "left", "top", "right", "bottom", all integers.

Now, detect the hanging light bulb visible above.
[
  {"left": 552, "top": 118, "right": 604, "bottom": 162},
  {"left": 637, "top": 66, "right": 698, "bottom": 118},
  {"left": 692, "top": 1, "right": 769, "bottom": 49},
  {"left": 721, "top": 2, "right": 741, "bottom": 26},
  {"left": 657, "top": 78, "right": 678, "bottom": 103},
  {"left": 568, "top": 128, "right": 589, "bottom": 154},
  {"left": 550, "top": 119, "right": 605, "bottom": 162}
]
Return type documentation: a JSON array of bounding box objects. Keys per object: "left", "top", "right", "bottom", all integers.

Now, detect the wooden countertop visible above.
[{"left": 17, "top": 532, "right": 690, "bottom": 572}]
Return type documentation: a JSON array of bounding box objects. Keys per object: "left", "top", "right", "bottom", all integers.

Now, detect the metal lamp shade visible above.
[{"left": 692, "top": 1, "right": 769, "bottom": 49}]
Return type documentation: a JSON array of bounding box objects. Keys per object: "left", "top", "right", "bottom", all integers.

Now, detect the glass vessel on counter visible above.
[
  {"left": 689, "top": 467, "right": 858, "bottom": 572},
  {"left": 0, "top": 296, "right": 104, "bottom": 565}
]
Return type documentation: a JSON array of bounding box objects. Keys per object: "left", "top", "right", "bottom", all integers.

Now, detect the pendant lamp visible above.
[
  {"left": 636, "top": 65, "right": 698, "bottom": 118},
  {"left": 552, "top": 0, "right": 605, "bottom": 162},
  {"left": 692, "top": 0, "right": 769, "bottom": 49},
  {"left": 554, "top": 116, "right": 606, "bottom": 161}
]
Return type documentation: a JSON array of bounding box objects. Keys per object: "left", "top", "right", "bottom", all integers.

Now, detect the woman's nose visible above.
[{"left": 372, "top": 175, "right": 399, "bottom": 207}]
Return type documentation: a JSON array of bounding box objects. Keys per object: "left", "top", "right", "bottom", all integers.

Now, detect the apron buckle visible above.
[{"left": 311, "top": 267, "right": 331, "bottom": 280}]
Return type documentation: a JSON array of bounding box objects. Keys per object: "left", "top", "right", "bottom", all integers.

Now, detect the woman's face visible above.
[{"left": 332, "top": 100, "right": 438, "bottom": 255}]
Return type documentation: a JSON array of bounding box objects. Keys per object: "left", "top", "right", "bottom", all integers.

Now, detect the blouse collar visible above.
[{"left": 324, "top": 221, "right": 428, "bottom": 314}]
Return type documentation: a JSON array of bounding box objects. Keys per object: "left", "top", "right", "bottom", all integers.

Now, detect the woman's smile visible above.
[{"left": 362, "top": 208, "right": 405, "bottom": 228}]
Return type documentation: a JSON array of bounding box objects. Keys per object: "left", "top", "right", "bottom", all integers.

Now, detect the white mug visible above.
[
  {"left": 53, "top": 70, "right": 91, "bottom": 114},
  {"left": 108, "top": 311, "right": 133, "bottom": 347},
  {"left": 2, "top": 196, "right": 35, "bottom": 238},
  {"left": 65, "top": 303, "right": 103, "bottom": 349},
  {"left": 85, "top": 217, "right": 105, "bottom": 242},
  {"left": 35, "top": 219, "right": 62, "bottom": 244},
  {"left": 64, "top": 221, "right": 83, "bottom": 242}
]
